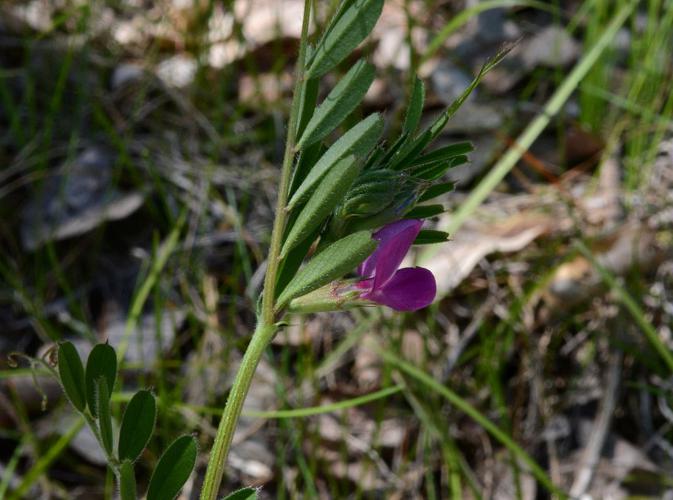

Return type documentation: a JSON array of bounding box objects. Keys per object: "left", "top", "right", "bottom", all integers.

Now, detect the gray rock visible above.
[
  {"left": 111, "top": 62, "right": 143, "bottom": 89},
  {"left": 521, "top": 25, "right": 580, "bottom": 69},
  {"left": 482, "top": 24, "right": 580, "bottom": 94},
  {"left": 69, "top": 305, "right": 185, "bottom": 367},
  {"left": 102, "top": 306, "right": 185, "bottom": 365},
  {"left": 21, "top": 146, "right": 144, "bottom": 250},
  {"left": 431, "top": 60, "right": 476, "bottom": 105},
  {"left": 155, "top": 54, "right": 197, "bottom": 88},
  {"left": 441, "top": 102, "right": 508, "bottom": 134},
  {"left": 453, "top": 5, "right": 521, "bottom": 62}
]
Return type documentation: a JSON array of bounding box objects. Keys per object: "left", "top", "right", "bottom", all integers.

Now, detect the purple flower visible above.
[{"left": 355, "top": 219, "right": 436, "bottom": 311}]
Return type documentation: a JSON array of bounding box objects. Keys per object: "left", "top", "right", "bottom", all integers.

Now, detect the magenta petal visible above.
[
  {"left": 355, "top": 277, "right": 374, "bottom": 290},
  {"left": 368, "top": 267, "right": 436, "bottom": 311},
  {"left": 358, "top": 219, "right": 423, "bottom": 286}
]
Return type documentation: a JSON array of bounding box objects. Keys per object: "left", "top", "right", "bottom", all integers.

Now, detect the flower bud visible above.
[
  {"left": 287, "top": 280, "right": 371, "bottom": 314},
  {"left": 329, "top": 169, "right": 421, "bottom": 238}
]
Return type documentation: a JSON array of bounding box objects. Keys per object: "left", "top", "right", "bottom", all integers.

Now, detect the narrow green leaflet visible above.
[
  {"left": 316, "top": 0, "right": 357, "bottom": 44},
  {"left": 95, "top": 377, "right": 113, "bottom": 456},
  {"left": 418, "top": 182, "right": 455, "bottom": 202},
  {"left": 410, "top": 142, "right": 473, "bottom": 167},
  {"left": 390, "top": 48, "right": 510, "bottom": 170},
  {"left": 425, "top": 46, "right": 511, "bottom": 144},
  {"left": 289, "top": 142, "right": 325, "bottom": 197},
  {"left": 119, "top": 460, "right": 137, "bottom": 500},
  {"left": 297, "top": 60, "right": 375, "bottom": 150},
  {"left": 347, "top": 168, "right": 399, "bottom": 195},
  {"left": 413, "top": 154, "right": 468, "bottom": 181},
  {"left": 405, "top": 204, "right": 445, "bottom": 219},
  {"left": 295, "top": 74, "right": 320, "bottom": 139},
  {"left": 414, "top": 229, "right": 450, "bottom": 245},
  {"left": 275, "top": 225, "right": 321, "bottom": 298},
  {"left": 118, "top": 390, "right": 157, "bottom": 462},
  {"left": 146, "top": 435, "right": 197, "bottom": 500},
  {"left": 276, "top": 231, "right": 377, "bottom": 310},
  {"left": 85, "top": 344, "right": 117, "bottom": 417},
  {"left": 57, "top": 341, "right": 86, "bottom": 412},
  {"left": 389, "top": 125, "right": 441, "bottom": 170},
  {"left": 373, "top": 132, "right": 409, "bottom": 169},
  {"left": 221, "top": 487, "right": 258, "bottom": 500},
  {"left": 289, "top": 114, "right": 383, "bottom": 208},
  {"left": 402, "top": 77, "right": 425, "bottom": 135},
  {"left": 363, "top": 144, "right": 386, "bottom": 170},
  {"left": 282, "top": 155, "right": 361, "bottom": 257},
  {"left": 306, "top": 0, "right": 384, "bottom": 79}
]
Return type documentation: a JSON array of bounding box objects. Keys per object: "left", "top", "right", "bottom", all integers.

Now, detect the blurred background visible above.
[{"left": 1, "top": 0, "right": 673, "bottom": 498}]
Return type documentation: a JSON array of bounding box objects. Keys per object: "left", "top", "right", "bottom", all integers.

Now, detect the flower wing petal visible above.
[{"left": 370, "top": 267, "right": 436, "bottom": 311}]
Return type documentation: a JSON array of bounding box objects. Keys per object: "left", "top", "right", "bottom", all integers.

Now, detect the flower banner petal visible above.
[{"left": 358, "top": 219, "right": 423, "bottom": 286}]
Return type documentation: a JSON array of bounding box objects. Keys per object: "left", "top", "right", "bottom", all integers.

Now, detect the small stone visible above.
[
  {"left": 431, "top": 60, "right": 476, "bottom": 105},
  {"left": 156, "top": 54, "right": 197, "bottom": 88},
  {"left": 20, "top": 146, "right": 144, "bottom": 250},
  {"left": 521, "top": 25, "right": 580, "bottom": 69},
  {"left": 111, "top": 63, "right": 143, "bottom": 89}
]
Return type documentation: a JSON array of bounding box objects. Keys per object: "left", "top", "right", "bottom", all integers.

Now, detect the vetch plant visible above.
[
  {"left": 42, "top": 0, "right": 508, "bottom": 498},
  {"left": 199, "top": 1, "right": 508, "bottom": 498}
]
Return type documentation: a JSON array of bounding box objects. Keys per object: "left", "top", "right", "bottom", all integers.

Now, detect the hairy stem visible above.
[
  {"left": 199, "top": 322, "right": 277, "bottom": 500},
  {"left": 199, "top": 1, "right": 312, "bottom": 498},
  {"left": 260, "top": 0, "right": 312, "bottom": 326}
]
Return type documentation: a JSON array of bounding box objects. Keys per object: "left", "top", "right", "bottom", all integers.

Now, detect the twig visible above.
[
  {"left": 569, "top": 350, "right": 622, "bottom": 497},
  {"left": 441, "top": 296, "right": 497, "bottom": 381}
]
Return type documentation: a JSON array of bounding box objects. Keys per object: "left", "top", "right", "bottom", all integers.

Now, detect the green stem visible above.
[
  {"left": 199, "top": 2, "right": 312, "bottom": 498},
  {"left": 260, "top": 0, "right": 312, "bottom": 326},
  {"left": 200, "top": 321, "right": 277, "bottom": 500}
]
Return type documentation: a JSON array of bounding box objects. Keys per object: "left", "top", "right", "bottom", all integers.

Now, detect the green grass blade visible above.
[
  {"left": 374, "top": 345, "right": 567, "bottom": 498},
  {"left": 118, "top": 210, "right": 186, "bottom": 362},
  {"left": 575, "top": 241, "right": 673, "bottom": 373},
  {"left": 421, "top": 0, "right": 558, "bottom": 64},
  {"left": 421, "top": 0, "right": 636, "bottom": 266},
  {"left": 0, "top": 436, "right": 26, "bottom": 498},
  {"left": 9, "top": 418, "right": 85, "bottom": 500},
  {"left": 243, "top": 385, "right": 403, "bottom": 418},
  {"left": 297, "top": 59, "right": 375, "bottom": 150}
]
